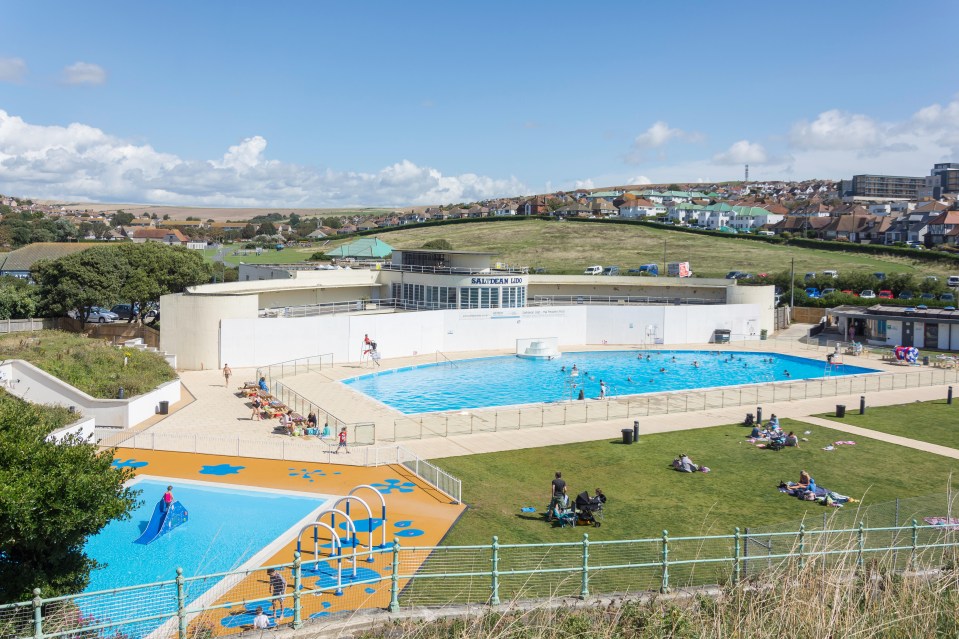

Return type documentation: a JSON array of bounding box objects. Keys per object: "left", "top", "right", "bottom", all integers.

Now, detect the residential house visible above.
[
  {"left": 489, "top": 201, "right": 517, "bottom": 216},
  {"left": 591, "top": 200, "right": 617, "bottom": 217},
  {"left": 927, "top": 210, "right": 959, "bottom": 245},
  {"left": 518, "top": 197, "right": 549, "bottom": 216},
  {"left": 0, "top": 242, "right": 103, "bottom": 279},
  {"left": 585, "top": 190, "right": 623, "bottom": 203},
  {"left": 727, "top": 206, "right": 785, "bottom": 232},
  {"left": 552, "top": 202, "right": 591, "bottom": 217},
  {"left": 130, "top": 228, "right": 189, "bottom": 246},
  {"left": 619, "top": 198, "right": 666, "bottom": 219}
]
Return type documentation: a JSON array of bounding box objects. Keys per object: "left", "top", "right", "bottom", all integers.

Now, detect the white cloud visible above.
[
  {"left": 633, "top": 121, "right": 686, "bottom": 149},
  {"left": 0, "top": 110, "right": 525, "bottom": 206},
  {"left": 574, "top": 178, "right": 594, "bottom": 190},
  {"left": 0, "top": 57, "right": 26, "bottom": 83},
  {"left": 790, "top": 109, "right": 882, "bottom": 150},
  {"left": 627, "top": 175, "right": 652, "bottom": 185},
  {"left": 713, "top": 140, "right": 768, "bottom": 165},
  {"left": 61, "top": 62, "right": 107, "bottom": 86}
]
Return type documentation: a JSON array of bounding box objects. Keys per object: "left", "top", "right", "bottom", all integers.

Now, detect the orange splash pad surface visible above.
[{"left": 111, "top": 448, "right": 465, "bottom": 632}]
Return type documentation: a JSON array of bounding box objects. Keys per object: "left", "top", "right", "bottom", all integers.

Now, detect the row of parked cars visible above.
[
  {"left": 67, "top": 304, "right": 160, "bottom": 323},
  {"left": 805, "top": 288, "right": 956, "bottom": 302}
]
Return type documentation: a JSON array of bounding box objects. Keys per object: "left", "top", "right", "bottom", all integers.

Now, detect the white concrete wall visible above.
[
  {"left": 161, "top": 291, "right": 256, "bottom": 371},
  {"left": 219, "top": 303, "right": 761, "bottom": 368},
  {"left": 46, "top": 416, "right": 96, "bottom": 443},
  {"left": 0, "top": 360, "right": 180, "bottom": 429}
]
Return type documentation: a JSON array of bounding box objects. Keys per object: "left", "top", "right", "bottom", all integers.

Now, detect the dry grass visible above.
[{"left": 374, "top": 220, "right": 942, "bottom": 278}]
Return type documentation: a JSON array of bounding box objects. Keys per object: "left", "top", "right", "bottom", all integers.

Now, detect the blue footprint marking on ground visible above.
[
  {"left": 219, "top": 601, "right": 292, "bottom": 628},
  {"left": 287, "top": 467, "right": 328, "bottom": 481},
  {"left": 199, "top": 463, "right": 245, "bottom": 476},
  {"left": 370, "top": 479, "right": 416, "bottom": 494},
  {"left": 365, "top": 587, "right": 376, "bottom": 594},
  {"left": 112, "top": 459, "right": 149, "bottom": 469},
  {"left": 338, "top": 519, "right": 384, "bottom": 533},
  {"left": 394, "top": 528, "right": 424, "bottom": 538},
  {"left": 394, "top": 520, "right": 412, "bottom": 528}
]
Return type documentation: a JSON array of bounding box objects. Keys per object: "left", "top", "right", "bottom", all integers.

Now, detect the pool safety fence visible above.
[
  {"left": 384, "top": 363, "right": 959, "bottom": 442},
  {"left": 256, "top": 353, "right": 334, "bottom": 389},
  {"left": 366, "top": 445, "right": 462, "bottom": 504},
  {"left": 4, "top": 520, "right": 959, "bottom": 639}
]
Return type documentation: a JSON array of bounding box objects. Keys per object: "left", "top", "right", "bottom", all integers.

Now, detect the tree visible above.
[
  {"left": 0, "top": 278, "right": 38, "bottom": 319},
  {"left": 110, "top": 210, "right": 135, "bottom": 227},
  {"left": 288, "top": 213, "right": 301, "bottom": 228},
  {"left": 322, "top": 217, "right": 342, "bottom": 229},
  {"left": 0, "top": 392, "right": 138, "bottom": 602},
  {"left": 162, "top": 214, "right": 170, "bottom": 221},
  {"left": 257, "top": 221, "right": 277, "bottom": 236},
  {"left": 421, "top": 239, "right": 453, "bottom": 250},
  {"left": 241, "top": 223, "right": 256, "bottom": 239},
  {"left": 667, "top": 184, "right": 682, "bottom": 192}
]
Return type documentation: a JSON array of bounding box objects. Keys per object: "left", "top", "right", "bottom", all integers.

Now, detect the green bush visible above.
[{"left": 0, "top": 331, "right": 176, "bottom": 398}]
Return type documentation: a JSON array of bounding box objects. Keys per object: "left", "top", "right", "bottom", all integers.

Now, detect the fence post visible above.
[
  {"left": 798, "top": 524, "right": 805, "bottom": 570},
  {"left": 490, "top": 536, "right": 501, "bottom": 605},
  {"left": 176, "top": 567, "right": 186, "bottom": 639},
  {"left": 293, "top": 552, "right": 302, "bottom": 629},
  {"left": 911, "top": 519, "right": 918, "bottom": 568},
  {"left": 732, "top": 528, "right": 740, "bottom": 585},
  {"left": 388, "top": 538, "right": 401, "bottom": 612},
  {"left": 857, "top": 522, "right": 865, "bottom": 570},
  {"left": 32, "top": 588, "right": 42, "bottom": 639},
  {"left": 660, "top": 530, "right": 670, "bottom": 593},
  {"left": 580, "top": 533, "right": 590, "bottom": 598}
]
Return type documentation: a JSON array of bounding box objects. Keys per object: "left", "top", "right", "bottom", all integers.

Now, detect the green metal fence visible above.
[{"left": 2, "top": 520, "right": 959, "bottom": 639}]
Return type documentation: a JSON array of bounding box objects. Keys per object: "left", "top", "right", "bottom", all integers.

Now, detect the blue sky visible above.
[{"left": 1, "top": 1, "right": 958, "bottom": 206}]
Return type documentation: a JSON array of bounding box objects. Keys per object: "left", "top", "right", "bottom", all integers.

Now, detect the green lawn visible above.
[
  {"left": 0, "top": 331, "right": 176, "bottom": 398},
  {"left": 818, "top": 400, "right": 959, "bottom": 449},
  {"left": 358, "top": 220, "right": 948, "bottom": 278},
  {"left": 200, "top": 246, "right": 321, "bottom": 266},
  {"left": 432, "top": 418, "right": 959, "bottom": 546}
]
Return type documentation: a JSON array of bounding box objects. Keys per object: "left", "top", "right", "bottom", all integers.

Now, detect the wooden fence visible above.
[{"left": 55, "top": 317, "right": 160, "bottom": 348}]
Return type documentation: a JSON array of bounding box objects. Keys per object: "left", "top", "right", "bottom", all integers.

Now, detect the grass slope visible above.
[
  {"left": 380, "top": 220, "right": 946, "bottom": 278},
  {"left": 0, "top": 331, "right": 177, "bottom": 398},
  {"left": 433, "top": 418, "right": 959, "bottom": 546}
]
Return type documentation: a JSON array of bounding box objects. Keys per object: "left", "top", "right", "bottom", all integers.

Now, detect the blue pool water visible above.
[
  {"left": 343, "top": 350, "right": 879, "bottom": 414},
  {"left": 85, "top": 478, "right": 329, "bottom": 591}
]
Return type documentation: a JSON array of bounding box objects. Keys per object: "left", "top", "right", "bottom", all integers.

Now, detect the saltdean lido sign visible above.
[{"left": 469, "top": 277, "right": 526, "bottom": 285}]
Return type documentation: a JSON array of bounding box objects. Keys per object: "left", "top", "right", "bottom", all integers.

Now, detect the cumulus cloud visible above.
[
  {"left": 627, "top": 121, "right": 703, "bottom": 164},
  {"left": 712, "top": 140, "right": 768, "bottom": 165},
  {"left": 0, "top": 57, "right": 26, "bottom": 83},
  {"left": 627, "top": 175, "right": 652, "bottom": 185},
  {"left": 790, "top": 109, "right": 883, "bottom": 151},
  {"left": 0, "top": 110, "right": 525, "bottom": 206},
  {"left": 61, "top": 62, "right": 107, "bottom": 86},
  {"left": 574, "top": 178, "right": 595, "bottom": 190}
]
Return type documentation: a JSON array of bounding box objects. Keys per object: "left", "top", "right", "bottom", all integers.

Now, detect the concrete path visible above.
[
  {"left": 799, "top": 415, "right": 959, "bottom": 460},
  {"left": 398, "top": 382, "right": 958, "bottom": 459}
]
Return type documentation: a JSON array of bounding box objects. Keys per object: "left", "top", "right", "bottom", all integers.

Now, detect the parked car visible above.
[
  {"left": 860, "top": 290, "right": 876, "bottom": 299},
  {"left": 919, "top": 293, "right": 936, "bottom": 300},
  {"left": 898, "top": 291, "right": 914, "bottom": 299},
  {"left": 630, "top": 264, "right": 659, "bottom": 276},
  {"left": 583, "top": 265, "right": 603, "bottom": 275},
  {"left": 601, "top": 266, "right": 620, "bottom": 276},
  {"left": 841, "top": 289, "right": 858, "bottom": 296},
  {"left": 111, "top": 304, "right": 138, "bottom": 320},
  {"left": 822, "top": 270, "right": 839, "bottom": 278},
  {"left": 948, "top": 275, "right": 959, "bottom": 288},
  {"left": 873, "top": 272, "right": 886, "bottom": 281},
  {"left": 804, "top": 272, "right": 816, "bottom": 280},
  {"left": 941, "top": 293, "right": 956, "bottom": 302},
  {"left": 726, "top": 271, "right": 748, "bottom": 280},
  {"left": 821, "top": 288, "right": 837, "bottom": 296},
  {"left": 877, "top": 290, "right": 894, "bottom": 299},
  {"left": 804, "top": 287, "right": 821, "bottom": 299},
  {"left": 70, "top": 307, "right": 119, "bottom": 323}
]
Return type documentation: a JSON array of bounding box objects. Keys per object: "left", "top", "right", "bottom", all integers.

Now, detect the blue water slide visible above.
[{"left": 134, "top": 499, "right": 189, "bottom": 544}]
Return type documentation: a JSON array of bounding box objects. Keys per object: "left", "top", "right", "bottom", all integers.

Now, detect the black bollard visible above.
[
  {"left": 859, "top": 395, "right": 866, "bottom": 415},
  {"left": 633, "top": 420, "right": 639, "bottom": 443},
  {"left": 756, "top": 406, "right": 763, "bottom": 424},
  {"left": 578, "top": 389, "right": 585, "bottom": 401},
  {"left": 118, "top": 387, "right": 125, "bottom": 399},
  {"left": 949, "top": 386, "right": 954, "bottom": 405}
]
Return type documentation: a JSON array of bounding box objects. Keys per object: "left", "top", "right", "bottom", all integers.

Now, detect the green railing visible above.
[{"left": 2, "top": 520, "right": 958, "bottom": 639}]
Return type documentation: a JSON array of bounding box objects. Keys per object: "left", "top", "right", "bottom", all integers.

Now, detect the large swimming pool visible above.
[{"left": 343, "top": 350, "right": 879, "bottom": 414}]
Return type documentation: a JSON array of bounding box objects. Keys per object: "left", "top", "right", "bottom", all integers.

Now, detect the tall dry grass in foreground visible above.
[{"left": 360, "top": 548, "right": 959, "bottom": 638}]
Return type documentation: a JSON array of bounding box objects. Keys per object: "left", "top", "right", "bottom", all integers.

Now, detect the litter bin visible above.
[
  {"left": 621, "top": 429, "right": 633, "bottom": 445},
  {"left": 835, "top": 404, "right": 846, "bottom": 418},
  {"left": 923, "top": 356, "right": 930, "bottom": 366},
  {"left": 159, "top": 400, "right": 170, "bottom": 415}
]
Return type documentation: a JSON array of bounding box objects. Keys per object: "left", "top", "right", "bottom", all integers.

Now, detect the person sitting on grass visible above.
[
  {"left": 785, "top": 431, "right": 799, "bottom": 448},
  {"left": 750, "top": 423, "right": 763, "bottom": 439}
]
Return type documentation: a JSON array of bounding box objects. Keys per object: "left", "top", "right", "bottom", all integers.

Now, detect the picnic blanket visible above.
[{"left": 923, "top": 517, "right": 959, "bottom": 529}]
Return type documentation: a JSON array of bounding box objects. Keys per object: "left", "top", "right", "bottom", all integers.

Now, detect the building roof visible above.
[
  {"left": 132, "top": 228, "right": 189, "bottom": 242},
  {"left": 325, "top": 237, "right": 394, "bottom": 258},
  {"left": 831, "top": 303, "right": 959, "bottom": 323},
  {"left": 0, "top": 242, "right": 102, "bottom": 273}
]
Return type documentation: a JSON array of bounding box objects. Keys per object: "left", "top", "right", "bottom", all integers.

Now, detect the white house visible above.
[{"left": 619, "top": 199, "right": 666, "bottom": 218}]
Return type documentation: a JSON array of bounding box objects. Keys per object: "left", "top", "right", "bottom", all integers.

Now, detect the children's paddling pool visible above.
[{"left": 342, "top": 350, "right": 878, "bottom": 414}]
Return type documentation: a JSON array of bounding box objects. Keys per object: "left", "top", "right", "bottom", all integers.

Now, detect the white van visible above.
[
  {"left": 823, "top": 270, "right": 839, "bottom": 278},
  {"left": 948, "top": 275, "right": 959, "bottom": 288},
  {"left": 583, "top": 265, "right": 603, "bottom": 275}
]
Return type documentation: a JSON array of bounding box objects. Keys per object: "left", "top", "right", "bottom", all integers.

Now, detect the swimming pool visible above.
[
  {"left": 85, "top": 477, "right": 330, "bottom": 590},
  {"left": 343, "top": 350, "right": 879, "bottom": 414}
]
